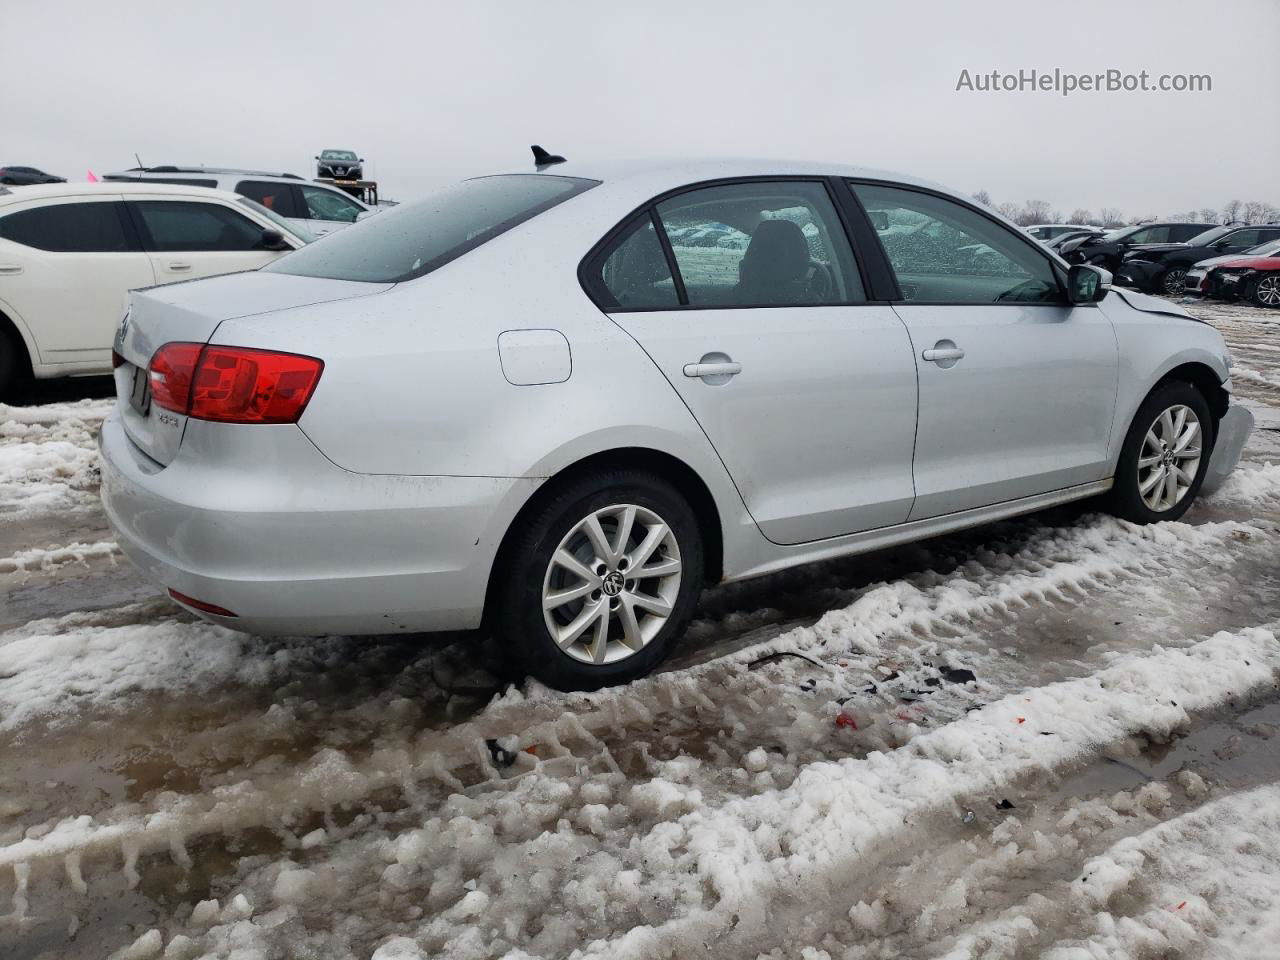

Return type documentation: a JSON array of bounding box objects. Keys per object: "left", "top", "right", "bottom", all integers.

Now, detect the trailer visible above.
[{"left": 314, "top": 177, "right": 380, "bottom": 206}]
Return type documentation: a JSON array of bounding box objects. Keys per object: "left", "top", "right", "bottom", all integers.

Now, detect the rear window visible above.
[
  {"left": 264, "top": 174, "right": 597, "bottom": 283},
  {"left": 0, "top": 201, "right": 132, "bottom": 252}
]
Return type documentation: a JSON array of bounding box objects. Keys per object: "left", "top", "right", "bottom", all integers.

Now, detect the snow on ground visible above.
[{"left": 0, "top": 302, "right": 1277, "bottom": 959}]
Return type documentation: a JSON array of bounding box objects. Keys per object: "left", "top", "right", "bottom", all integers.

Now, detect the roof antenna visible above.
[
  {"left": 531, "top": 145, "right": 566, "bottom": 169},
  {"left": 134, "top": 151, "right": 145, "bottom": 173}
]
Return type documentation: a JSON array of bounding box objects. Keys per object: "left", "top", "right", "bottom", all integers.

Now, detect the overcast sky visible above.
[{"left": 4, "top": 0, "right": 1277, "bottom": 218}]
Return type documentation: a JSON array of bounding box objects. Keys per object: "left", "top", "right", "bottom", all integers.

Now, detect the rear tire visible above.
[
  {"left": 1159, "top": 267, "right": 1187, "bottom": 297},
  {"left": 0, "top": 328, "right": 20, "bottom": 400},
  {"left": 493, "top": 469, "right": 704, "bottom": 691},
  {"left": 1108, "top": 381, "right": 1214, "bottom": 524},
  {"left": 1246, "top": 274, "right": 1280, "bottom": 309}
]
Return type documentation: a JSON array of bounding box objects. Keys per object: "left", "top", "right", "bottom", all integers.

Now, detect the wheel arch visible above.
[
  {"left": 1153, "top": 360, "right": 1229, "bottom": 421},
  {"left": 482, "top": 446, "right": 725, "bottom": 626},
  {"left": 0, "top": 303, "right": 36, "bottom": 382}
]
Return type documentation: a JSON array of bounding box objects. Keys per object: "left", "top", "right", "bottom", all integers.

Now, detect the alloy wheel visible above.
[
  {"left": 1137, "top": 404, "right": 1202, "bottom": 512},
  {"left": 1256, "top": 275, "right": 1280, "bottom": 307},
  {"left": 1161, "top": 269, "right": 1187, "bottom": 296},
  {"left": 541, "top": 503, "right": 682, "bottom": 665}
]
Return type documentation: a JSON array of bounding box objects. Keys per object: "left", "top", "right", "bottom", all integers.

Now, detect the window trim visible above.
[
  {"left": 845, "top": 177, "right": 1074, "bottom": 307},
  {"left": 578, "top": 175, "right": 884, "bottom": 313}
]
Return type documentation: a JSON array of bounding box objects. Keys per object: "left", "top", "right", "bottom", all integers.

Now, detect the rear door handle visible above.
[
  {"left": 683, "top": 361, "right": 742, "bottom": 379},
  {"left": 168, "top": 262, "right": 192, "bottom": 272},
  {"left": 0, "top": 264, "right": 21, "bottom": 275},
  {"left": 922, "top": 342, "right": 965, "bottom": 364}
]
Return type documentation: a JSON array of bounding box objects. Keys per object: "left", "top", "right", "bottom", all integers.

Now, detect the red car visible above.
[{"left": 1203, "top": 254, "right": 1280, "bottom": 307}]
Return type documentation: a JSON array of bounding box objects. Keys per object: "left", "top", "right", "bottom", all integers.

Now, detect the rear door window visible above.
[
  {"left": 654, "top": 180, "right": 863, "bottom": 306},
  {"left": 130, "top": 200, "right": 267, "bottom": 251},
  {"left": 0, "top": 201, "right": 133, "bottom": 252},
  {"left": 266, "top": 174, "right": 596, "bottom": 283},
  {"left": 235, "top": 180, "right": 303, "bottom": 218}
]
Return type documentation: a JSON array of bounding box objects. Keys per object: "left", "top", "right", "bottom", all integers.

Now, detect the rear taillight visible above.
[{"left": 149, "top": 342, "right": 323, "bottom": 424}]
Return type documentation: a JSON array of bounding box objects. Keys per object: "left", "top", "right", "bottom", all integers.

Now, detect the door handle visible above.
[
  {"left": 922, "top": 342, "right": 965, "bottom": 364},
  {"left": 683, "top": 361, "right": 742, "bottom": 379},
  {"left": 168, "top": 262, "right": 192, "bottom": 272},
  {"left": 0, "top": 264, "right": 21, "bottom": 275}
]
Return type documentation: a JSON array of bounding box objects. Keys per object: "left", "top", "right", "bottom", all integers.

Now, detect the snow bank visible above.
[
  {"left": 0, "top": 539, "right": 118, "bottom": 574},
  {"left": 0, "top": 609, "right": 283, "bottom": 731}
]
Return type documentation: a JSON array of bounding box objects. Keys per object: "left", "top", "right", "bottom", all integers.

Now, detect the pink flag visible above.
[{"left": 87, "top": 170, "right": 98, "bottom": 182}]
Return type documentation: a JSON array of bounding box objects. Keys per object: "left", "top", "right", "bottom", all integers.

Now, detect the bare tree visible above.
[
  {"left": 1222, "top": 200, "right": 1242, "bottom": 223},
  {"left": 1099, "top": 208, "right": 1125, "bottom": 228},
  {"left": 1067, "top": 208, "right": 1095, "bottom": 225},
  {"left": 1019, "top": 200, "right": 1053, "bottom": 226},
  {"left": 972, "top": 189, "right": 992, "bottom": 207},
  {"left": 1199, "top": 208, "right": 1218, "bottom": 224},
  {"left": 996, "top": 201, "right": 1021, "bottom": 222}
]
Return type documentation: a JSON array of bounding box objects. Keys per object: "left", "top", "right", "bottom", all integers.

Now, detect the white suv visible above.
[
  {"left": 102, "top": 167, "right": 371, "bottom": 239},
  {"left": 0, "top": 182, "right": 309, "bottom": 390}
]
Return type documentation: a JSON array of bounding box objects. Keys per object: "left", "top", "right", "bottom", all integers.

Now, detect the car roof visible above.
[
  {"left": 487, "top": 156, "right": 967, "bottom": 205},
  {"left": 0, "top": 181, "right": 255, "bottom": 206},
  {"left": 110, "top": 166, "right": 304, "bottom": 179}
]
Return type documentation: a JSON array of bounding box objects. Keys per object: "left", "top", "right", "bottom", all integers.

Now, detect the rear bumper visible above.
[
  {"left": 1202, "top": 403, "right": 1254, "bottom": 496},
  {"left": 98, "top": 410, "right": 538, "bottom": 635}
]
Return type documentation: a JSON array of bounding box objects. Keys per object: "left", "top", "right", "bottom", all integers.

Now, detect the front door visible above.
[
  {"left": 850, "top": 181, "right": 1118, "bottom": 519},
  {"left": 598, "top": 180, "right": 920, "bottom": 545},
  {"left": 128, "top": 198, "right": 281, "bottom": 283}
]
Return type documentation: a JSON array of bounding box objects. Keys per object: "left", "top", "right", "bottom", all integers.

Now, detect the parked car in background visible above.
[
  {"left": 103, "top": 166, "right": 370, "bottom": 238},
  {"left": 1185, "top": 238, "right": 1280, "bottom": 296},
  {"left": 1118, "top": 224, "right": 1280, "bottom": 296},
  {"left": 1060, "top": 221, "right": 1217, "bottom": 273},
  {"left": 1026, "top": 223, "right": 1098, "bottom": 242},
  {"left": 1204, "top": 254, "right": 1280, "bottom": 308},
  {"left": 98, "top": 157, "right": 1251, "bottom": 691},
  {"left": 316, "top": 149, "right": 364, "bottom": 181},
  {"left": 0, "top": 165, "right": 66, "bottom": 185},
  {"left": 0, "top": 182, "right": 308, "bottom": 392},
  {"left": 1043, "top": 227, "right": 1104, "bottom": 251}
]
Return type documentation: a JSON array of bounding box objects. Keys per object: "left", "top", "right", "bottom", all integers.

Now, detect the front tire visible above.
[
  {"left": 1108, "top": 381, "right": 1214, "bottom": 524},
  {"left": 494, "top": 469, "right": 704, "bottom": 691}
]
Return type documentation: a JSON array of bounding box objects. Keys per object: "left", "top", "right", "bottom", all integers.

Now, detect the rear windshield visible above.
[{"left": 264, "top": 174, "right": 597, "bottom": 283}]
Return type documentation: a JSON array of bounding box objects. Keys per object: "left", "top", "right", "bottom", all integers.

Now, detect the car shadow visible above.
[{"left": 5, "top": 375, "right": 116, "bottom": 406}]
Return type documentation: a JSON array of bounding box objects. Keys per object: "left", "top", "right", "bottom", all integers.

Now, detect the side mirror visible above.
[
  {"left": 260, "top": 229, "right": 290, "bottom": 251},
  {"left": 313, "top": 156, "right": 320, "bottom": 160},
  {"left": 1067, "top": 263, "right": 1111, "bottom": 304},
  {"left": 868, "top": 211, "right": 889, "bottom": 231}
]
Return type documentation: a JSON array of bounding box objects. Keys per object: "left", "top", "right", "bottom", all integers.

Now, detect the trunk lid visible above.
[{"left": 114, "top": 271, "right": 391, "bottom": 465}]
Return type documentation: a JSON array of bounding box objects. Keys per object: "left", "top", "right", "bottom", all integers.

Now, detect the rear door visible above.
[
  {"left": 850, "top": 181, "right": 1118, "bottom": 520},
  {"left": 127, "top": 197, "right": 281, "bottom": 283},
  {"left": 591, "top": 179, "right": 919, "bottom": 545},
  {"left": 0, "top": 196, "right": 153, "bottom": 365}
]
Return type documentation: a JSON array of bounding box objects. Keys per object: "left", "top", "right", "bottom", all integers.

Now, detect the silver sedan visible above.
[{"left": 99, "top": 155, "right": 1253, "bottom": 690}]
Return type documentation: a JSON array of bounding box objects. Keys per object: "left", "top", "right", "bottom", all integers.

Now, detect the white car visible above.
[
  {"left": 101, "top": 167, "right": 372, "bottom": 239},
  {"left": 0, "top": 182, "right": 309, "bottom": 389}
]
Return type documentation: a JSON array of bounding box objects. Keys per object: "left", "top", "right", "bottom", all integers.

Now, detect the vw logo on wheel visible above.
[{"left": 601, "top": 571, "right": 625, "bottom": 597}]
